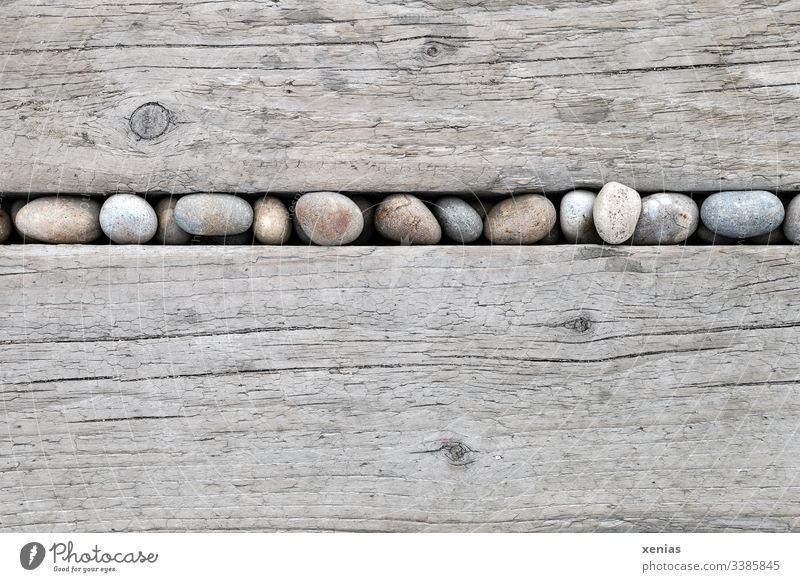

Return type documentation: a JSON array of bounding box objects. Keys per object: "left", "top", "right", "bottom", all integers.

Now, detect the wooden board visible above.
[
  {"left": 2, "top": 0, "right": 800, "bottom": 195},
  {"left": 1, "top": 245, "right": 799, "bottom": 532}
]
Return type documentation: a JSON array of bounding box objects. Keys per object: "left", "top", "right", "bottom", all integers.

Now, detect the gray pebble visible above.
[
  {"left": 375, "top": 194, "right": 442, "bottom": 245},
  {"left": 0, "top": 208, "right": 11, "bottom": 243},
  {"left": 15, "top": 196, "right": 102, "bottom": 244},
  {"left": 350, "top": 196, "right": 376, "bottom": 245},
  {"left": 100, "top": 194, "right": 158, "bottom": 244},
  {"left": 174, "top": 194, "right": 253, "bottom": 236},
  {"left": 560, "top": 190, "right": 602, "bottom": 244},
  {"left": 253, "top": 196, "right": 291, "bottom": 245},
  {"left": 700, "top": 191, "right": 784, "bottom": 239},
  {"left": 294, "top": 192, "right": 363, "bottom": 246},
  {"left": 695, "top": 223, "right": 736, "bottom": 245},
  {"left": 749, "top": 227, "right": 786, "bottom": 245},
  {"left": 484, "top": 195, "right": 556, "bottom": 244},
  {"left": 154, "top": 198, "right": 192, "bottom": 245},
  {"left": 782, "top": 194, "right": 800, "bottom": 244},
  {"left": 433, "top": 197, "right": 483, "bottom": 243},
  {"left": 631, "top": 193, "right": 699, "bottom": 245},
  {"left": 593, "top": 182, "right": 642, "bottom": 244}
]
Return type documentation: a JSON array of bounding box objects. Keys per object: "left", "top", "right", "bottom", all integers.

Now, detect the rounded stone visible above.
[
  {"left": 432, "top": 197, "right": 483, "bottom": 243},
  {"left": 0, "top": 208, "right": 11, "bottom": 243},
  {"left": 560, "top": 190, "right": 602, "bottom": 244},
  {"left": 253, "top": 196, "right": 291, "bottom": 245},
  {"left": 695, "top": 223, "right": 735, "bottom": 245},
  {"left": 484, "top": 195, "right": 556, "bottom": 245},
  {"left": 154, "top": 197, "right": 192, "bottom": 245},
  {"left": 631, "top": 193, "right": 699, "bottom": 245},
  {"left": 782, "top": 194, "right": 800, "bottom": 244},
  {"left": 350, "top": 196, "right": 376, "bottom": 245},
  {"left": 130, "top": 102, "right": 170, "bottom": 140},
  {"left": 100, "top": 194, "right": 158, "bottom": 244},
  {"left": 174, "top": 194, "right": 253, "bottom": 236},
  {"left": 375, "top": 194, "right": 442, "bottom": 245},
  {"left": 294, "top": 192, "right": 363, "bottom": 246},
  {"left": 593, "top": 182, "right": 642, "bottom": 244},
  {"left": 700, "top": 191, "right": 784, "bottom": 239},
  {"left": 15, "top": 196, "right": 102, "bottom": 244},
  {"left": 536, "top": 220, "right": 562, "bottom": 245},
  {"left": 749, "top": 227, "right": 786, "bottom": 245}
]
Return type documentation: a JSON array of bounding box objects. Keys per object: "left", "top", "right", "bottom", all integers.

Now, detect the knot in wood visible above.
[
  {"left": 130, "top": 102, "right": 170, "bottom": 140},
  {"left": 564, "top": 316, "right": 592, "bottom": 333}
]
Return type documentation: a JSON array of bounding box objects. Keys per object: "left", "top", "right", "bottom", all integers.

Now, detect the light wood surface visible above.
[
  {"left": 1, "top": 246, "right": 798, "bottom": 532},
  {"left": 2, "top": 0, "right": 800, "bottom": 194}
]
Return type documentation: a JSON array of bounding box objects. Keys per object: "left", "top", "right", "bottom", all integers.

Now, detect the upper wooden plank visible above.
[{"left": 2, "top": 0, "right": 800, "bottom": 194}]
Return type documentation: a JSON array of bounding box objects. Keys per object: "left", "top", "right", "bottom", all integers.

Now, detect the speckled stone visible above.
[
  {"left": 433, "top": 197, "right": 483, "bottom": 243},
  {"left": 294, "top": 192, "right": 363, "bottom": 246},
  {"left": 593, "top": 182, "right": 642, "bottom": 244},
  {"left": 154, "top": 198, "right": 192, "bottom": 245},
  {"left": 0, "top": 208, "right": 11, "bottom": 243},
  {"left": 782, "top": 194, "right": 800, "bottom": 244},
  {"left": 749, "top": 228, "right": 787, "bottom": 245},
  {"left": 375, "top": 194, "right": 442, "bottom": 245},
  {"left": 484, "top": 195, "right": 556, "bottom": 245},
  {"left": 9, "top": 200, "right": 39, "bottom": 242},
  {"left": 700, "top": 191, "right": 784, "bottom": 239},
  {"left": 536, "top": 220, "right": 562, "bottom": 245},
  {"left": 631, "top": 193, "right": 699, "bottom": 245},
  {"left": 253, "top": 196, "right": 291, "bottom": 245},
  {"left": 560, "top": 190, "right": 602, "bottom": 244},
  {"left": 174, "top": 194, "right": 253, "bottom": 236},
  {"left": 100, "top": 194, "right": 158, "bottom": 244},
  {"left": 350, "top": 196, "right": 376, "bottom": 245},
  {"left": 695, "top": 223, "right": 736, "bottom": 245},
  {"left": 15, "top": 196, "right": 102, "bottom": 244}
]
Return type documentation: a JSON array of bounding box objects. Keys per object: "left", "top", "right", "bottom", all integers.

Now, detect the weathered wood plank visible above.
[
  {"left": 2, "top": 0, "right": 800, "bottom": 194},
  {"left": 1, "top": 246, "right": 799, "bottom": 532}
]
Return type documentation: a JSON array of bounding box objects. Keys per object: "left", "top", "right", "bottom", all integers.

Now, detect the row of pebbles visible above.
[{"left": 0, "top": 185, "right": 797, "bottom": 245}]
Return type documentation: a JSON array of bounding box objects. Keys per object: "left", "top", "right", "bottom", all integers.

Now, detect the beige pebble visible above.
[
  {"left": 484, "top": 195, "right": 556, "bottom": 244},
  {"left": 294, "top": 192, "right": 363, "bottom": 246},
  {"left": 253, "top": 196, "right": 291, "bottom": 245},
  {"left": 15, "top": 196, "right": 102, "bottom": 244},
  {"left": 375, "top": 194, "right": 442, "bottom": 245},
  {"left": 174, "top": 194, "right": 253, "bottom": 236},
  {"left": 154, "top": 198, "right": 192, "bottom": 245},
  {"left": 593, "top": 182, "right": 642, "bottom": 244}
]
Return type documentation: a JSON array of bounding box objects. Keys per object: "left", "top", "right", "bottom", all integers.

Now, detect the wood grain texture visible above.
[
  {"left": 2, "top": 0, "right": 800, "bottom": 194},
  {"left": 1, "top": 246, "right": 799, "bottom": 532}
]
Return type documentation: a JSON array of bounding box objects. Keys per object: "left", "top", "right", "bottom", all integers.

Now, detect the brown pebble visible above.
[
  {"left": 253, "top": 196, "right": 291, "bottom": 245},
  {"left": 484, "top": 195, "right": 556, "bottom": 244},
  {"left": 15, "top": 196, "right": 102, "bottom": 244},
  {"left": 154, "top": 198, "right": 192, "bottom": 245},
  {"left": 374, "top": 194, "right": 442, "bottom": 245},
  {"left": 294, "top": 192, "right": 363, "bottom": 246}
]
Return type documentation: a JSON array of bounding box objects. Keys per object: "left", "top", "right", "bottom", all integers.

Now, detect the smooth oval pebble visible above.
[
  {"left": 433, "top": 197, "right": 483, "bottom": 243},
  {"left": 484, "top": 195, "right": 556, "bottom": 245},
  {"left": 15, "top": 196, "right": 102, "bottom": 244},
  {"left": 631, "top": 193, "right": 699, "bottom": 245},
  {"left": 695, "top": 223, "right": 735, "bottom": 245},
  {"left": 253, "top": 196, "right": 291, "bottom": 245},
  {"left": 100, "top": 194, "right": 157, "bottom": 244},
  {"left": 749, "top": 227, "right": 786, "bottom": 245},
  {"left": 174, "top": 194, "right": 253, "bottom": 236},
  {"left": 560, "top": 190, "right": 602, "bottom": 244},
  {"left": 593, "top": 182, "right": 641, "bottom": 244},
  {"left": 375, "top": 194, "right": 441, "bottom": 245},
  {"left": 294, "top": 192, "right": 363, "bottom": 246},
  {"left": 0, "top": 208, "right": 11, "bottom": 243},
  {"left": 154, "top": 198, "right": 192, "bottom": 245},
  {"left": 782, "top": 194, "right": 800, "bottom": 244},
  {"left": 700, "top": 191, "right": 784, "bottom": 239},
  {"left": 350, "top": 196, "right": 376, "bottom": 245}
]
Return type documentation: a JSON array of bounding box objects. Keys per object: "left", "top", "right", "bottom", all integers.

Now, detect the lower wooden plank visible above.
[{"left": 1, "top": 246, "right": 799, "bottom": 532}]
